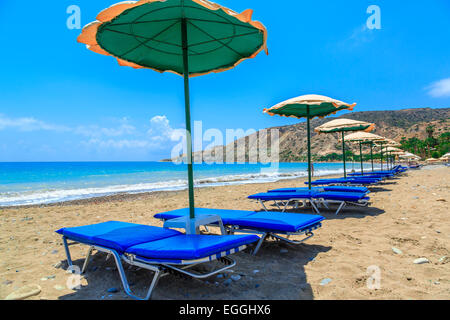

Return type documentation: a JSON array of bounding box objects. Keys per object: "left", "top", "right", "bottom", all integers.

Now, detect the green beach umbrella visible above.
[
  {"left": 315, "top": 119, "right": 374, "bottom": 178},
  {"left": 377, "top": 140, "right": 401, "bottom": 170},
  {"left": 264, "top": 95, "right": 356, "bottom": 189},
  {"left": 381, "top": 146, "right": 403, "bottom": 169},
  {"left": 343, "top": 132, "right": 385, "bottom": 173},
  {"left": 78, "top": 0, "right": 268, "bottom": 222},
  {"left": 374, "top": 139, "right": 398, "bottom": 170},
  {"left": 400, "top": 152, "right": 420, "bottom": 161}
]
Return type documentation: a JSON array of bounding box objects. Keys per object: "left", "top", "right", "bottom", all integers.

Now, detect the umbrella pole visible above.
[
  {"left": 370, "top": 143, "right": 374, "bottom": 172},
  {"left": 181, "top": 17, "right": 195, "bottom": 219},
  {"left": 306, "top": 107, "right": 312, "bottom": 189},
  {"left": 388, "top": 152, "right": 392, "bottom": 170},
  {"left": 380, "top": 143, "right": 384, "bottom": 171},
  {"left": 341, "top": 131, "right": 347, "bottom": 178},
  {"left": 359, "top": 141, "right": 363, "bottom": 174},
  {"left": 388, "top": 152, "right": 391, "bottom": 170}
]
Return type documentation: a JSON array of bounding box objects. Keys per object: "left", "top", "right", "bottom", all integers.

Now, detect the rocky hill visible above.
[{"left": 169, "top": 107, "right": 450, "bottom": 162}]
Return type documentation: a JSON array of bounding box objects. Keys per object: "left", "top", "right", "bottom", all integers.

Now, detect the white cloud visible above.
[
  {"left": 0, "top": 114, "right": 70, "bottom": 132},
  {"left": 147, "top": 115, "right": 185, "bottom": 142},
  {"left": 337, "top": 24, "right": 376, "bottom": 50},
  {"left": 0, "top": 113, "right": 183, "bottom": 152},
  {"left": 74, "top": 123, "right": 135, "bottom": 138},
  {"left": 81, "top": 116, "right": 184, "bottom": 151},
  {"left": 426, "top": 78, "right": 450, "bottom": 98},
  {"left": 0, "top": 114, "right": 137, "bottom": 138},
  {"left": 82, "top": 138, "right": 151, "bottom": 149}
]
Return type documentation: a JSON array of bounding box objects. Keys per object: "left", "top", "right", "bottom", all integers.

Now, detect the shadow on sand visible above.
[{"left": 262, "top": 203, "right": 385, "bottom": 221}]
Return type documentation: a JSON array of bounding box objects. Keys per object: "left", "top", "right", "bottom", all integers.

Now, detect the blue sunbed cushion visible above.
[
  {"left": 308, "top": 178, "right": 379, "bottom": 185},
  {"left": 155, "top": 208, "right": 324, "bottom": 233},
  {"left": 312, "top": 191, "right": 367, "bottom": 201},
  {"left": 248, "top": 191, "right": 314, "bottom": 201},
  {"left": 228, "top": 211, "right": 324, "bottom": 233},
  {"left": 56, "top": 221, "right": 182, "bottom": 253},
  {"left": 127, "top": 234, "right": 259, "bottom": 260},
  {"left": 249, "top": 191, "right": 367, "bottom": 202},
  {"left": 269, "top": 186, "right": 369, "bottom": 194}
]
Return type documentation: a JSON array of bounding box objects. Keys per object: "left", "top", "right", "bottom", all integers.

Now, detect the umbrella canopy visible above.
[
  {"left": 342, "top": 131, "right": 385, "bottom": 143},
  {"left": 315, "top": 119, "right": 375, "bottom": 134},
  {"left": 264, "top": 95, "right": 356, "bottom": 189},
  {"left": 343, "top": 132, "right": 386, "bottom": 172},
  {"left": 381, "top": 139, "right": 401, "bottom": 147},
  {"left": 78, "top": 0, "right": 268, "bottom": 76},
  {"left": 440, "top": 152, "right": 450, "bottom": 160},
  {"left": 373, "top": 138, "right": 395, "bottom": 170},
  {"left": 264, "top": 95, "right": 356, "bottom": 119},
  {"left": 78, "top": 0, "right": 268, "bottom": 222},
  {"left": 381, "top": 146, "right": 403, "bottom": 153},
  {"left": 378, "top": 145, "right": 402, "bottom": 169},
  {"left": 400, "top": 152, "right": 420, "bottom": 160},
  {"left": 315, "top": 119, "right": 374, "bottom": 177}
]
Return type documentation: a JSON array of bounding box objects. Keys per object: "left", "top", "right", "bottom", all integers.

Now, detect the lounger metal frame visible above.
[
  {"left": 315, "top": 198, "right": 370, "bottom": 215},
  {"left": 312, "top": 181, "right": 379, "bottom": 187},
  {"left": 164, "top": 220, "right": 321, "bottom": 255},
  {"left": 254, "top": 197, "right": 369, "bottom": 215},
  {"left": 61, "top": 236, "right": 243, "bottom": 300},
  {"left": 156, "top": 218, "right": 321, "bottom": 255},
  {"left": 256, "top": 198, "right": 320, "bottom": 214},
  {"left": 225, "top": 224, "right": 320, "bottom": 255}
]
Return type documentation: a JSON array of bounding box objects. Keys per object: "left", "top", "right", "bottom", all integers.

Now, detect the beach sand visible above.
[{"left": 0, "top": 166, "right": 448, "bottom": 300}]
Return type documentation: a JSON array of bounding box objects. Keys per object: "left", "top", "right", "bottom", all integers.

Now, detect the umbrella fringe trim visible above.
[{"left": 263, "top": 103, "right": 356, "bottom": 121}]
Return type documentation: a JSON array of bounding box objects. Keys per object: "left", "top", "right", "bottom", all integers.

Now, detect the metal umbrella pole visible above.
[
  {"left": 181, "top": 17, "right": 195, "bottom": 219},
  {"left": 341, "top": 131, "right": 347, "bottom": 178},
  {"left": 370, "top": 143, "right": 374, "bottom": 172},
  {"left": 359, "top": 141, "right": 364, "bottom": 174},
  {"left": 306, "top": 106, "right": 312, "bottom": 189}
]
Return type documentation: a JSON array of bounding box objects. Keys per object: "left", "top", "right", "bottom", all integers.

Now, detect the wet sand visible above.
[{"left": 0, "top": 166, "right": 448, "bottom": 300}]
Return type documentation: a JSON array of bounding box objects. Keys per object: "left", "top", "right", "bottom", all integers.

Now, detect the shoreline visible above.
[
  {"left": 0, "top": 170, "right": 348, "bottom": 210},
  {"left": 0, "top": 162, "right": 407, "bottom": 209}
]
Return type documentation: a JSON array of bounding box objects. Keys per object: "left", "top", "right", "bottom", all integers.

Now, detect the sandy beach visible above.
[{"left": 0, "top": 165, "right": 448, "bottom": 300}]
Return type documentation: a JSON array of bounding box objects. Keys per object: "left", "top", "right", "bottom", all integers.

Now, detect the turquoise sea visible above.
[{"left": 0, "top": 161, "right": 376, "bottom": 206}]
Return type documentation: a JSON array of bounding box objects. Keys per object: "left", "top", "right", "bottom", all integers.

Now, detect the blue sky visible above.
[{"left": 1, "top": 0, "right": 449, "bottom": 161}]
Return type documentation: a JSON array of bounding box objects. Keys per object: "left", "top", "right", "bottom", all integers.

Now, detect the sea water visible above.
[{"left": 0, "top": 162, "right": 376, "bottom": 206}]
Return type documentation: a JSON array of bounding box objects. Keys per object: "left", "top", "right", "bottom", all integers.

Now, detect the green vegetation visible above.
[
  {"left": 400, "top": 128, "right": 449, "bottom": 159},
  {"left": 315, "top": 151, "right": 384, "bottom": 162}
]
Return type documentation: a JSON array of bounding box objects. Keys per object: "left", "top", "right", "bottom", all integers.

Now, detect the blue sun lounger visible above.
[
  {"left": 56, "top": 221, "right": 259, "bottom": 300},
  {"left": 347, "top": 172, "right": 394, "bottom": 178},
  {"left": 269, "top": 186, "right": 370, "bottom": 194},
  {"left": 349, "top": 166, "right": 407, "bottom": 177},
  {"left": 349, "top": 173, "right": 394, "bottom": 178},
  {"left": 154, "top": 208, "right": 324, "bottom": 255},
  {"left": 248, "top": 190, "right": 370, "bottom": 215},
  {"left": 307, "top": 177, "right": 381, "bottom": 186}
]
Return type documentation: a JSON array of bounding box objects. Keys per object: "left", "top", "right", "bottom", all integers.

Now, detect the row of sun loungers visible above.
[
  {"left": 55, "top": 166, "right": 408, "bottom": 299},
  {"left": 248, "top": 190, "right": 370, "bottom": 215}
]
